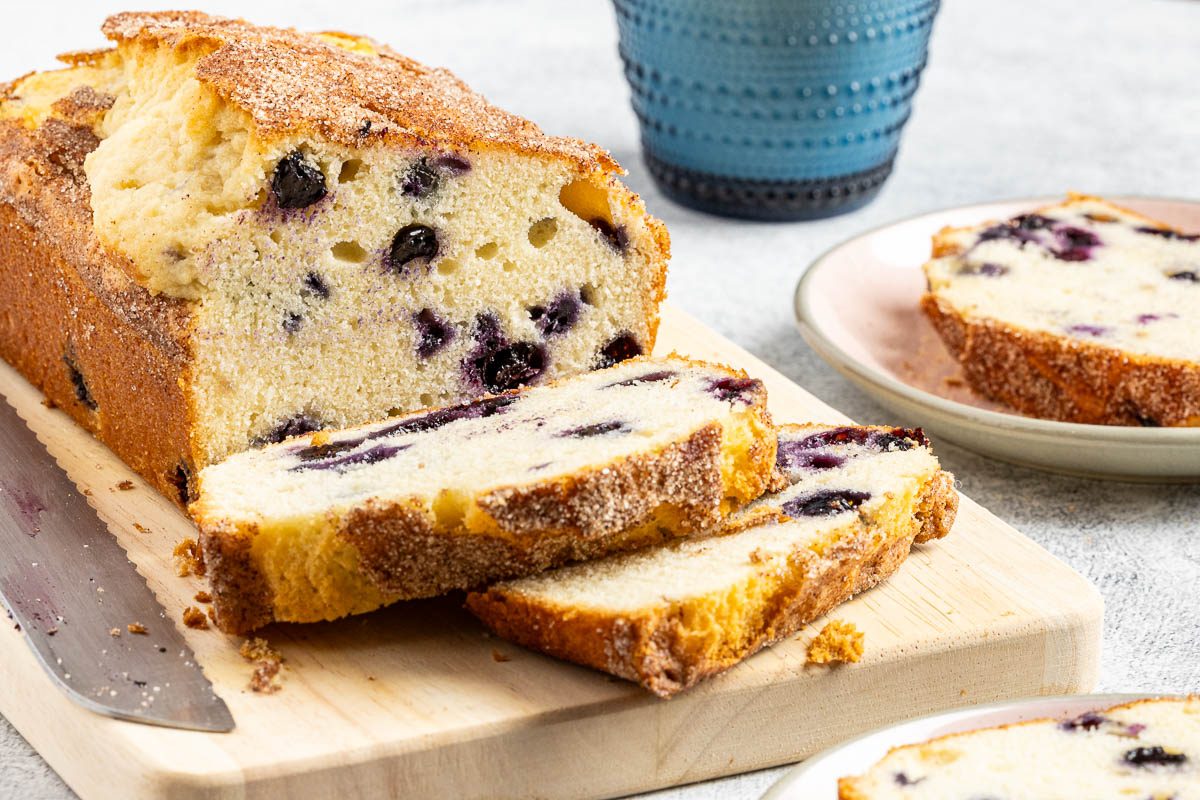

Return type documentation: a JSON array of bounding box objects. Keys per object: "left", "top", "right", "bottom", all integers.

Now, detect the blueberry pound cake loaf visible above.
[
  {"left": 191, "top": 357, "right": 775, "bottom": 634},
  {"left": 839, "top": 696, "right": 1200, "bottom": 799},
  {"left": 923, "top": 194, "right": 1199, "bottom": 426},
  {"left": 467, "top": 423, "right": 957, "bottom": 697},
  {"left": 0, "top": 12, "right": 668, "bottom": 505}
]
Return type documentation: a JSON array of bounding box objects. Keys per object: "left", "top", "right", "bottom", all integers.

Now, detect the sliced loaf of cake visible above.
[
  {"left": 839, "top": 696, "right": 1200, "bottom": 799},
  {"left": 467, "top": 423, "right": 957, "bottom": 697},
  {"left": 0, "top": 11, "right": 668, "bottom": 505},
  {"left": 923, "top": 193, "right": 1199, "bottom": 426},
  {"left": 191, "top": 357, "right": 775, "bottom": 634}
]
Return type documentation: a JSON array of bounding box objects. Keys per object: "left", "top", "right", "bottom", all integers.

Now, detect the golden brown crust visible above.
[
  {"left": 0, "top": 113, "right": 201, "bottom": 504},
  {"left": 467, "top": 467, "right": 959, "bottom": 698},
  {"left": 922, "top": 294, "right": 1200, "bottom": 426},
  {"left": 199, "top": 520, "right": 275, "bottom": 634},
  {"left": 924, "top": 194, "right": 1200, "bottom": 427},
  {"left": 100, "top": 10, "right": 618, "bottom": 173}
]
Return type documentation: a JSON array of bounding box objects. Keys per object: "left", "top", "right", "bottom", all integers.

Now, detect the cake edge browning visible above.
[
  {"left": 835, "top": 695, "right": 1200, "bottom": 799},
  {"left": 922, "top": 194, "right": 1200, "bottom": 427},
  {"left": 193, "top": 360, "right": 778, "bottom": 634},
  {"left": 465, "top": 460, "right": 958, "bottom": 699}
]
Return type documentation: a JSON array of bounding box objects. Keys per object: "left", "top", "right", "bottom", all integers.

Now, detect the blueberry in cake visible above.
[
  {"left": 467, "top": 423, "right": 957, "bottom": 697},
  {"left": 923, "top": 193, "right": 1199, "bottom": 426},
  {"left": 839, "top": 696, "right": 1200, "bottom": 799},
  {"left": 190, "top": 357, "right": 776, "bottom": 634},
  {"left": 0, "top": 11, "right": 669, "bottom": 504}
]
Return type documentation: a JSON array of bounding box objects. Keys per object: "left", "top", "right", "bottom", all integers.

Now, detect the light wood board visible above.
[{"left": 0, "top": 305, "right": 1102, "bottom": 800}]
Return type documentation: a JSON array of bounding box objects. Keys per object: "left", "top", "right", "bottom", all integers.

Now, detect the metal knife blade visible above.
[{"left": 0, "top": 394, "right": 233, "bottom": 732}]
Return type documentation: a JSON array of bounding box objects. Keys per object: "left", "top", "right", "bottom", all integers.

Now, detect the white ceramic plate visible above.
[
  {"left": 794, "top": 196, "right": 1200, "bottom": 482},
  {"left": 762, "top": 693, "right": 1161, "bottom": 799}
]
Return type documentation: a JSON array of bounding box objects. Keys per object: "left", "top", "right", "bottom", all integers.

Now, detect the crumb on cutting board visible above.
[
  {"left": 116, "top": 480, "right": 135, "bottom": 491},
  {"left": 806, "top": 620, "right": 864, "bottom": 665},
  {"left": 109, "top": 627, "right": 120, "bottom": 637},
  {"left": 173, "top": 538, "right": 205, "bottom": 577},
  {"left": 182, "top": 606, "right": 209, "bottom": 630},
  {"left": 133, "top": 522, "right": 149, "bottom": 534},
  {"left": 491, "top": 648, "right": 511, "bottom": 663},
  {"left": 194, "top": 590, "right": 212, "bottom": 604},
  {"left": 127, "top": 622, "right": 148, "bottom": 635},
  {"left": 240, "top": 637, "right": 284, "bottom": 693}
]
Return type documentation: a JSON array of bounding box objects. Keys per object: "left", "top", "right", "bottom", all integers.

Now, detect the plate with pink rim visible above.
[
  {"left": 793, "top": 196, "right": 1200, "bottom": 482},
  {"left": 761, "top": 693, "right": 1160, "bottom": 799}
]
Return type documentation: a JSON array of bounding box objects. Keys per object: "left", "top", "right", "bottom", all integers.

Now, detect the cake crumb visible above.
[
  {"left": 82, "top": 488, "right": 92, "bottom": 497},
  {"left": 41, "top": 397, "right": 57, "bottom": 409},
  {"left": 194, "top": 590, "right": 212, "bottom": 603},
  {"left": 806, "top": 620, "right": 864, "bottom": 665},
  {"left": 116, "top": 480, "right": 135, "bottom": 491},
  {"left": 182, "top": 606, "right": 209, "bottom": 630},
  {"left": 943, "top": 376, "right": 965, "bottom": 388},
  {"left": 173, "top": 538, "right": 204, "bottom": 577},
  {"left": 491, "top": 648, "right": 511, "bottom": 663},
  {"left": 309, "top": 430, "right": 331, "bottom": 446},
  {"left": 109, "top": 627, "right": 120, "bottom": 637},
  {"left": 240, "top": 637, "right": 284, "bottom": 693},
  {"left": 133, "top": 523, "right": 149, "bottom": 534},
  {"left": 127, "top": 622, "right": 148, "bottom": 635}
]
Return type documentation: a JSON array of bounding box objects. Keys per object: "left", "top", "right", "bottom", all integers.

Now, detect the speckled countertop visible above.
[{"left": 2, "top": 1, "right": 1198, "bottom": 798}]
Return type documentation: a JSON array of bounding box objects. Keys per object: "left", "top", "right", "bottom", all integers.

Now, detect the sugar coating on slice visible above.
[
  {"left": 925, "top": 197, "right": 1198, "bottom": 362},
  {"left": 839, "top": 696, "right": 1200, "bottom": 799},
  {"left": 476, "top": 425, "right": 940, "bottom": 616},
  {"left": 195, "top": 357, "right": 766, "bottom": 523}
]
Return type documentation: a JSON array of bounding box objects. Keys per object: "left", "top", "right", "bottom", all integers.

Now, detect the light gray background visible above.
[{"left": 1, "top": 1, "right": 1197, "bottom": 798}]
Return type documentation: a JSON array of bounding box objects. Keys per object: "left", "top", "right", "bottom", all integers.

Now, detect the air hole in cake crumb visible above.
[
  {"left": 331, "top": 241, "right": 368, "bottom": 263},
  {"left": 437, "top": 259, "right": 460, "bottom": 276},
  {"left": 269, "top": 229, "right": 283, "bottom": 245},
  {"left": 338, "top": 158, "right": 366, "bottom": 183},
  {"left": 475, "top": 242, "right": 499, "bottom": 260},
  {"left": 419, "top": 393, "right": 435, "bottom": 407},
  {"left": 502, "top": 260, "right": 518, "bottom": 273},
  {"left": 527, "top": 218, "right": 558, "bottom": 248},
  {"left": 559, "top": 179, "right": 612, "bottom": 227},
  {"left": 580, "top": 283, "right": 598, "bottom": 305}
]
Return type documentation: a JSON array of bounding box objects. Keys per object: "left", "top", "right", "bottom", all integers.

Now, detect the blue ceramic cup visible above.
[{"left": 614, "top": 0, "right": 940, "bottom": 220}]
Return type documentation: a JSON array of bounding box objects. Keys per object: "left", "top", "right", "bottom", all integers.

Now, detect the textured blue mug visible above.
[{"left": 614, "top": 0, "right": 940, "bottom": 220}]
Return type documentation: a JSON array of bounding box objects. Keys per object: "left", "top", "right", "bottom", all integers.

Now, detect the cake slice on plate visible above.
[
  {"left": 922, "top": 193, "right": 1199, "bottom": 426},
  {"left": 191, "top": 357, "right": 776, "bottom": 634},
  {"left": 467, "top": 423, "right": 957, "bottom": 697},
  {"left": 839, "top": 696, "right": 1200, "bottom": 799},
  {"left": 0, "top": 11, "right": 668, "bottom": 504}
]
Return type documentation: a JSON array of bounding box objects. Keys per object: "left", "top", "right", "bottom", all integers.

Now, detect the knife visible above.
[{"left": 0, "top": 394, "right": 233, "bottom": 732}]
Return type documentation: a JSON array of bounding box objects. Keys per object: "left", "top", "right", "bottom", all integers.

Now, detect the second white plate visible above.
[{"left": 794, "top": 195, "right": 1200, "bottom": 482}]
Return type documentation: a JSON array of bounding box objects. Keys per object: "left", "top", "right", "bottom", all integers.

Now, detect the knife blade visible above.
[{"left": 0, "top": 394, "right": 233, "bottom": 732}]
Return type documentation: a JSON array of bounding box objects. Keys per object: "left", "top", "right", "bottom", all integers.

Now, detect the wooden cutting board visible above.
[{"left": 0, "top": 304, "right": 1101, "bottom": 800}]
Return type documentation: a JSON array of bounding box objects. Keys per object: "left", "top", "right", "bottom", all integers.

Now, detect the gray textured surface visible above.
[{"left": 1, "top": 1, "right": 1197, "bottom": 798}]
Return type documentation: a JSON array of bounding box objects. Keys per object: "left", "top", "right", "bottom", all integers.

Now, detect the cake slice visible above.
[
  {"left": 839, "top": 696, "right": 1200, "bottom": 799},
  {"left": 0, "top": 11, "right": 668, "bottom": 506},
  {"left": 191, "top": 357, "right": 776, "bottom": 634},
  {"left": 922, "top": 193, "right": 1199, "bottom": 426},
  {"left": 467, "top": 423, "right": 957, "bottom": 698}
]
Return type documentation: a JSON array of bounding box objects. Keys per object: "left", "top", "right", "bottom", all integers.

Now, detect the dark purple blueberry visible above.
[
  {"left": 291, "top": 442, "right": 410, "bottom": 472},
  {"left": 792, "top": 426, "right": 928, "bottom": 452},
  {"left": 62, "top": 355, "right": 97, "bottom": 410},
  {"left": 283, "top": 311, "right": 304, "bottom": 334},
  {"left": 401, "top": 159, "right": 440, "bottom": 198},
  {"left": 528, "top": 291, "right": 582, "bottom": 337},
  {"left": 595, "top": 334, "right": 643, "bottom": 369},
  {"left": 1060, "top": 711, "right": 1106, "bottom": 732},
  {"left": 271, "top": 151, "right": 327, "bottom": 209},
  {"left": 893, "top": 772, "right": 924, "bottom": 786},
  {"left": 558, "top": 420, "right": 628, "bottom": 438},
  {"left": 795, "top": 426, "right": 872, "bottom": 449},
  {"left": 1136, "top": 313, "right": 1163, "bottom": 324},
  {"left": 1012, "top": 213, "right": 1055, "bottom": 231},
  {"left": 1122, "top": 746, "right": 1188, "bottom": 768},
  {"left": 589, "top": 217, "right": 630, "bottom": 253},
  {"left": 977, "top": 224, "right": 1037, "bottom": 246},
  {"left": 170, "top": 462, "right": 195, "bottom": 506},
  {"left": 782, "top": 489, "right": 871, "bottom": 518},
  {"left": 707, "top": 376, "right": 760, "bottom": 404},
  {"left": 1134, "top": 412, "right": 1161, "bottom": 428},
  {"left": 433, "top": 154, "right": 471, "bottom": 174},
  {"left": 372, "top": 395, "right": 516, "bottom": 439},
  {"left": 775, "top": 443, "right": 846, "bottom": 472},
  {"left": 481, "top": 341, "right": 547, "bottom": 392},
  {"left": 293, "top": 437, "right": 364, "bottom": 462},
  {"left": 607, "top": 369, "right": 677, "bottom": 388},
  {"left": 388, "top": 224, "right": 439, "bottom": 274},
  {"left": 871, "top": 430, "right": 924, "bottom": 451},
  {"left": 413, "top": 309, "right": 454, "bottom": 358},
  {"left": 1065, "top": 323, "right": 1108, "bottom": 337},
  {"left": 1058, "top": 226, "right": 1101, "bottom": 248},
  {"left": 1054, "top": 248, "right": 1092, "bottom": 262},
  {"left": 1136, "top": 225, "right": 1199, "bottom": 241},
  {"left": 302, "top": 271, "right": 330, "bottom": 300},
  {"left": 959, "top": 262, "right": 1009, "bottom": 277},
  {"left": 257, "top": 414, "right": 322, "bottom": 445},
  {"left": 1168, "top": 270, "right": 1199, "bottom": 282}
]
